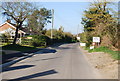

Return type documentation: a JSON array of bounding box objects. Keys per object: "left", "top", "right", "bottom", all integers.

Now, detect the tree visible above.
[
  {"left": 45, "top": 28, "right": 77, "bottom": 43},
  {"left": 81, "top": 1, "right": 118, "bottom": 48},
  {"left": 27, "top": 8, "right": 52, "bottom": 35},
  {"left": 1, "top": 2, "right": 35, "bottom": 44},
  {"left": 59, "top": 26, "right": 64, "bottom": 32},
  {"left": 81, "top": 1, "right": 112, "bottom": 32}
]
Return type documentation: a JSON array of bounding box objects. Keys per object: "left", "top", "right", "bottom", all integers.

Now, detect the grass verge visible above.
[
  {"left": 88, "top": 46, "right": 120, "bottom": 60},
  {"left": 2, "top": 44, "right": 38, "bottom": 52}
]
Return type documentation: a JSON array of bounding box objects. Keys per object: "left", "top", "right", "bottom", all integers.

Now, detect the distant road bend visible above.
[{"left": 2, "top": 43, "right": 102, "bottom": 80}]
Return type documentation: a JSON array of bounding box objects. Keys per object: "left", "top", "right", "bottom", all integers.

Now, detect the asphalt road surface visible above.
[{"left": 2, "top": 43, "right": 102, "bottom": 80}]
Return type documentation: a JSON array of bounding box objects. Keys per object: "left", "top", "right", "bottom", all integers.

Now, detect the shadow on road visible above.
[
  {"left": 41, "top": 57, "right": 60, "bottom": 60},
  {"left": 8, "top": 69, "right": 58, "bottom": 81},
  {"left": 34, "top": 49, "right": 57, "bottom": 54},
  {"left": 50, "top": 43, "right": 73, "bottom": 50},
  {"left": 3, "top": 65, "right": 35, "bottom": 72},
  {"left": 54, "top": 47, "right": 70, "bottom": 50},
  {"left": 17, "top": 57, "right": 61, "bottom": 64}
]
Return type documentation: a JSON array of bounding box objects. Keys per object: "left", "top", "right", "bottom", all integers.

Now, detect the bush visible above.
[
  {"left": 0, "top": 51, "right": 5, "bottom": 55},
  {"left": 29, "top": 35, "right": 51, "bottom": 47},
  {"left": 45, "top": 29, "right": 77, "bottom": 43},
  {"left": 0, "top": 34, "right": 9, "bottom": 43},
  {"left": 63, "top": 32, "right": 77, "bottom": 43},
  {"left": 79, "top": 32, "right": 92, "bottom": 47},
  {"left": 86, "top": 33, "right": 92, "bottom": 47},
  {"left": 21, "top": 39, "right": 32, "bottom": 45},
  {"left": 31, "top": 40, "right": 46, "bottom": 47},
  {"left": 79, "top": 32, "right": 101, "bottom": 47}
]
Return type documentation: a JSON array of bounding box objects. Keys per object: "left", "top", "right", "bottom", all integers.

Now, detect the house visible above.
[{"left": 0, "top": 22, "right": 26, "bottom": 38}]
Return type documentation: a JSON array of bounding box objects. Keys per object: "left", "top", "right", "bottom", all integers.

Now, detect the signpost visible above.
[
  {"left": 90, "top": 46, "right": 94, "bottom": 49},
  {"left": 93, "top": 37, "right": 100, "bottom": 43},
  {"left": 77, "top": 37, "right": 80, "bottom": 41},
  {"left": 93, "top": 37, "right": 100, "bottom": 46},
  {"left": 80, "top": 43, "right": 86, "bottom": 46}
]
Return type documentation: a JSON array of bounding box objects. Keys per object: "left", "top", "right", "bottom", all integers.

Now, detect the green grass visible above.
[
  {"left": 0, "top": 51, "right": 6, "bottom": 55},
  {"left": 0, "top": 43, "right": 8, "bottom": 47},
  {"left": 2, "top": 44, "right": 38, "bottom": 52},
  {"left": 22, "top": 44, "right": 46, "bottom": 48},
  {"left": 84, "top": 47, "right": 90, "bottom": 50},
  {"left": 88, "top": 46, "right": 120, "bottom": 60}
]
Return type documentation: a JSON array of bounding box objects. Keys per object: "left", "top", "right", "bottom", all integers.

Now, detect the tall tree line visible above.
[{"left": 81, "top": 1, "right": 118, "bottom": 48}]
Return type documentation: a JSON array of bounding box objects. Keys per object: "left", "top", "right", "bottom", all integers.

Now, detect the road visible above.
[{"left": 2, "top": 43, "right": 102, "bottom": 80}]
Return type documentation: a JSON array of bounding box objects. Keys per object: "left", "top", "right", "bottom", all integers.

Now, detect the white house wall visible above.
[{"left": 0, "top": 28, "right": 15, "bottom": 36}]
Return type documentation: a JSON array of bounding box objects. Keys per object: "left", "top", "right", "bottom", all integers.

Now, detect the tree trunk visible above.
[
  {"left": 13, "top": 23, "right": 22, "bottom": 44},
  {"left": 13, "top": 26, "right": 19, "bottom": 44}
]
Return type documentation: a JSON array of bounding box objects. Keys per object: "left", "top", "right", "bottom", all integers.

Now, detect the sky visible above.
[
  {"left": 39, "top": 2, "right": 90, "bottom": 34},
  {"left": 0, "top": 1, "right": 118, "bottom": 35},
  {"left": 0, "top": 2, "right": 90, "bottom": 35},
  {"left": 36, "top": 1, "right": 118, "bottom": 34}
]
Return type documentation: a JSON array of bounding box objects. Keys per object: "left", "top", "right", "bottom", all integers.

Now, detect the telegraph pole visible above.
[
  {"left": 77, "top": 24, "right": 80, "bottom": 41},
  {"left": 51, "top": 9, "right": 54, "bottom": 39},
  {"left": 77, "top": 24, "right": 79, "bottom": 37}
]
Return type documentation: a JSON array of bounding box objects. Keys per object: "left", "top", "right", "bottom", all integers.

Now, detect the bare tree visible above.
[{"left": 1, "top": 2, "right": 35, "bottom": 44}]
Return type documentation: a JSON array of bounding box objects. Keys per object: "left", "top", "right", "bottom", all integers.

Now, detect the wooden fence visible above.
[
  {"left": 0, "top": 38, "right": 32, "bottom": 46},
  {"left": 0, "top": 38, "right": 46, "bottom": 47}
]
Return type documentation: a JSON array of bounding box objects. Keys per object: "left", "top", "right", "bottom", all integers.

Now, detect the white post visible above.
[{"left": 51, "top": 9, "right": 54, "bottom": 39}]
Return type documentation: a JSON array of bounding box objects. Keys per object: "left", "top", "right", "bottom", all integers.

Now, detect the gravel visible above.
[{"left": 80, "top": 47, "right": 118, "bottom": 79}]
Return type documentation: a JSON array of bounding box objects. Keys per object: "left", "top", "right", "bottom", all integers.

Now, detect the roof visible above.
[{"left": 0, "top": 22, "right": 26, "bottom": 34}]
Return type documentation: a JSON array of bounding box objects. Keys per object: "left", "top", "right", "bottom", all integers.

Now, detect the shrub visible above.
[
  {"left": 86, "top": 33, "right": 93, "bottom": 47},
  {"left": 21, "top": 39, "right": 32, "bottom": 45},
  {"left": 31, "top": 40, "right": 46, "bottom": 47},
  {"left": 79, "top": 32, "right": 101, "bottom": 47},
  {"left": 0, "top": 51, "right": 5, "bottom": 55},
  {"left": 29, "top": 35, "right": 51, "bottom": 47},
  {"left": 79, "top": 32, "right": 92, "bottom": 47},
  {"left": 45, "top": 29, "right": 77, "bottom": 43},
  {"left": 63, "top": 32, "right": 77, "bottom": 43},
  {"left": 0, "top": 34, "right": 9, "bottom": 43}
]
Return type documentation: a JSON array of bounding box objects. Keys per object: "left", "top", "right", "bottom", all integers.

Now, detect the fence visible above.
[
  {"left": 21, "top": 39, "right": 32, "bottom": 45},
  {"left": 0, "top": 38, "right": 13, "bottom": 46},
  {"left": 0, "top": 38, "right": 32, "bottom": 46},
  {"left": 0, "top": 38, "right": 46, "bottom": 47}
]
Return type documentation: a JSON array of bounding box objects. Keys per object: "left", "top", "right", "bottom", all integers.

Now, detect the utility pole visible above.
[
  {"left": 77, "top": 24, "right": 79, "bottom": 37},
  {"left": 77, "top": 24, "right": 80, "bottom": 41},
  {"left": 51, "top": 9, "right": 54, "bottom": 39}
]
